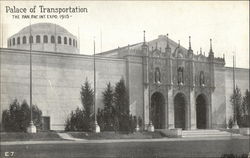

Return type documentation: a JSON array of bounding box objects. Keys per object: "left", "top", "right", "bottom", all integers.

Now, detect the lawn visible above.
[
  {"left": 1, "top": 139, "right": 249, "bottom": 158},
  {"left": 68, "top": 131, "right": 166, "bottom": 140},
  {"left": 0, "top": 132, "right": 63, "bottom": 142}
]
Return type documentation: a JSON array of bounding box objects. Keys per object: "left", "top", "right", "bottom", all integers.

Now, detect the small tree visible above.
[
  {"left": 113, "top": 78, "right": 130, "bottom": 131},
  {"left": 230, "top": 86, "right": 242, "bottom": 126},
  {"left": 242, "top": 90, "right": 249, "bottom": 116},
  {"left": 102, "top": 82, "right": 115, "bottom": 131},
  {"left": 241, "top": 89, "right": 250, "bottom": 127},
  {"left": 2, "top": 99, "right": 42, "bottom": 132},
  {"left": 65, "top": 79, "right": 94, "bottom": 131},
  {"left": 97, "top": 79, "right": 138, "bottom": 132},
  {"left": 80, "top": 79, "right": 94, "bottom": 131}
]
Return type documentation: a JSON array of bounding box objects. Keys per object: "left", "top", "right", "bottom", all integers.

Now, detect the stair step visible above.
[
  {"left": 181, "top": 130, "right": 232, "bottom": 138},
  {"left": 182, "top": 134, "right": 231, "bottom": 138},
  {"left": 182, "top": 132, "right": 229, "bottom": 134},
  {"left": 182, "top": 132, "right": 230, "bottom": 135},
  {"left": 183, "top": 130, "right": 226, "bottom": 132}
]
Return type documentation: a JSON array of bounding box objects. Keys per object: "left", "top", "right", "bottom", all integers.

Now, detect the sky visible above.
[{"left": 0, "top": 1, "right": 249, "bottom": 68}]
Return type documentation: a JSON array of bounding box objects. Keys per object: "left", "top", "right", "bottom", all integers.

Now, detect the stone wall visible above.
[
  {"left": 125, "top": 55, "right": 144, "bottom": 118},
  {"left": 0, "top": 48, "right": 126, "bottom": 130}
]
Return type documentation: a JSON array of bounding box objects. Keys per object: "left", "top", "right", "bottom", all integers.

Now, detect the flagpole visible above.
[
  {"left": 30, "top": 21, "right": 32, "bottom": 123},
  {"left": 27, "top": 20, "right": 36, "bottom": 133},
  {"left": 93, "top": 37, "right": 100, "bottom": 133},
  {"left": 232, "top": 53, "right": 239, "bottom": 129}
]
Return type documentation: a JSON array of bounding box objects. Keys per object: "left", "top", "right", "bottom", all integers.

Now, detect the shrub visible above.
[
  {"left": 228, "top": 117, "right": 233, "bottom": 129},
  {"left": 96, "top": 108, "right": 105, "bottom": 131},
  {"left": 138, "top": 116, "right": 143, "bottom": 128},
  {"left": 65, "top": 107, "right": 85, "bottom": 131},
  {"left": 2, "top": 99, "right": 42, "bottom": 132}
]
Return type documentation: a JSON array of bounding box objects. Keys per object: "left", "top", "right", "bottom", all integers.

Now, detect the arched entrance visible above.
[
  {"left": 151, "top": 92, "right": 165, "bottom": 129},
  {"left": 196, "top": 94, "right": 207, "bottom": 129},
  {"left": 174, "top": 93, "right": 186, "bottom": 129}
]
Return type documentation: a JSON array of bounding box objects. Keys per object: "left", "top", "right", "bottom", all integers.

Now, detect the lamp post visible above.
[
  {"left": 93, "top": 38, "right": 100, "bottom": 133},
  {"left": 27, "top": 22, "right": 36, "bottom": 133}
]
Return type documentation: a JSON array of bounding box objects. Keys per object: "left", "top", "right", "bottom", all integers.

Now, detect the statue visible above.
[
  {"left": 200, "top": 71, "right": 205, "bottom": 86},
  {"left": 178, "top": 67, "right": 183, "bottom": 84},
  {"left": 155, "top": 68, "right": 161, "bottom": 83}
]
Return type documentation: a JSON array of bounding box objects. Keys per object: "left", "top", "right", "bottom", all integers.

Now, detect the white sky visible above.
[{"left": 1, "top": 1, "right": 249, "bottom": 68}]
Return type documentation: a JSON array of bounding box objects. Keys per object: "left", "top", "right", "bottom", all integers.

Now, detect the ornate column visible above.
[
  {"left": 190, "top": 91, "right": 196, "bottom": 129},
  {"left": 143, "top": 84, "right": 150, "bottom": 130},
  {"left": 207, "top": 93, "right": 212, "bottom": 129},
  {"left": 167, "top": 88, "right": 174, "bottom": 129},
  {"left": 188, "top": 36, "right": 196, "bottom": 130}
]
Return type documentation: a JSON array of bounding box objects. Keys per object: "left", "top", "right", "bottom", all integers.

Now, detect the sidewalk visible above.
[
  {"left": 57, "top": 133, "right": 85, "bottom": 141},
  {"left": 1, "top": 134, "right": 248, "bottom": 146}
]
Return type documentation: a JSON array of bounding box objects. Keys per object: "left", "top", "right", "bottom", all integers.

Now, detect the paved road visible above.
[{"left": 1, "top": 138, "right": 249, "bottom": 158}]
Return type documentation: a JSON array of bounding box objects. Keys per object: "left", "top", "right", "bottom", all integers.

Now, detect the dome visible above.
[
  {"left": 7, "top": 23, "right": 79, "bottom": 54},
  {"left": 16, "top": 23, "right": 71, "bottom": 35}
]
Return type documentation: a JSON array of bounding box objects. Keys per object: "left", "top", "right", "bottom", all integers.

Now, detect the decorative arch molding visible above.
[
  {"left": 195, "top": 93, "right": 208, "bottom": 102},
  {"left": 150, "top": 88, "right": 168, "bottom": 103},
  {"left": 173, "top": 88, "right": 190, "bottom": 100},
  {"left": 173, "top": 91, "right": 188, "bottom": 101}
]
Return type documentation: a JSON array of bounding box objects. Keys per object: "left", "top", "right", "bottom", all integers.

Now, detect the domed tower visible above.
[{"left": 7, "top": 23, "right": 79, "bottom": 54}]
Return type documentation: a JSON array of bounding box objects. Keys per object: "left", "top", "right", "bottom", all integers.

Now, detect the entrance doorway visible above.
[
  {"left": 196, "top": 94, "right": 207, "bottom": 129},
  {"left": 151, "top": 92, "right": 165, "bottom": 129},
  {"left": 42, "top": 116, "right": 50, "bottom": 131},
  {"left": 174, "top": 93, "right": 186, "bottom": 129}
]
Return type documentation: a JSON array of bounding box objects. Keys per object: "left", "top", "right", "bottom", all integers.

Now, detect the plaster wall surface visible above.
[
  {"left": 126, "top": 56, "right": 144, "bottom": 118},
  {"left": 212, "top": 64, "right": 226, "bottom": 128},
  {"left": 0, "top": 48, "right": 126, "bottom": 130}
]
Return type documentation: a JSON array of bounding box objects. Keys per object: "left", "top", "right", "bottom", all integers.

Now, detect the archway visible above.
[
  {"left": 151, "top": 92, "right": 165, "bottom": 129},
  {"left": 174, "top": 93, "right": 186, "bottom": 129},
  {"left": 196, "top": 94, "right": 207, "bottom": 129}
]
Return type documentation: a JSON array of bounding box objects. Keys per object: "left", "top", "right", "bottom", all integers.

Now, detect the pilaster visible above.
[
  {"left": 190, "top": 90, "right": 196, "bottom": 129},
  {"left": 167, "top": 88, "right": 174, "bottom": 129}
]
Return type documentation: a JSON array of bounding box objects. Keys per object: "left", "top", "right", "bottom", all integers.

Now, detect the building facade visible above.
[{"left": 1, "top": 23, "right": 249, "bottom": 130}]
